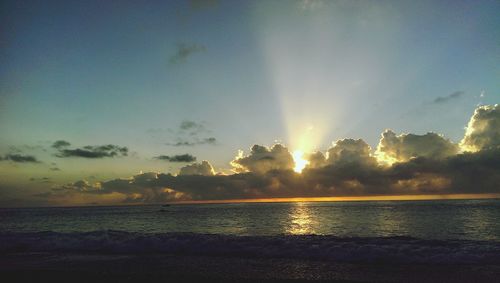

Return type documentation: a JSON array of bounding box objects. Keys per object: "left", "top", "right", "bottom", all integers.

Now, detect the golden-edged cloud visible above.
[
  {"left": 178, "top": 160, "right": 215, "bottom": 176},
  {"left": 461, "top": 104, "right": 500, "bottom": 152},
  {"left": 376, "top": 130, "right": 458, "bottom": 165},
  {"left": 231, "top": 144, "right": 294, "bottom": 174}
]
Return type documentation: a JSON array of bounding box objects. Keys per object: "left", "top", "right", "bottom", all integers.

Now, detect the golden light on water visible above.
[
  {"left": 292, "top": 150, "right": 309, "bottom": 173},
  {"left": 286, "top": 202, "right": 316, "bottom": 235}
]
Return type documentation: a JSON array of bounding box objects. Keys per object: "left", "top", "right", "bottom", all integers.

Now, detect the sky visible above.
[{"left": 0, "top": 0, "right": 499, "bottom": 207}]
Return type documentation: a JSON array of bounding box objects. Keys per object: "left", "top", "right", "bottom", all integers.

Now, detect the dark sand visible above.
[{"left": 1, "top": 252, "right": 500, "bottom": 283}]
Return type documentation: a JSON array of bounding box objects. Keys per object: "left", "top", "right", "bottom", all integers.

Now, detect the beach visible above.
[{"left": 3, "top": 252, "right": 500, "bottom": 282}]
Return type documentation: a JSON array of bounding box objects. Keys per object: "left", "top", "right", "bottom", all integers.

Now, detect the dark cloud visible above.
[
  {"left": 165, "top": 120, "right": 217, "bottom": 146},
  {"left": 8, "top": 144, "right": 46, "bottom": 153},
  {"left": 52, "top": 140, "right": 71, "bottom": 149},
  {"left": 1, "top": 154, "right": 40, "bottom": 163},
  {"left": 55, "top": 144, "right": 128, "bottom": 158},
  {"left": 203, "top": 137, "right": 217, "bottom": 144},
  {"left": 154, "top": 154, "right": 197, "bottom": 162},
  {"left": 169, "top": 43, "right": 206, "bottom": 65},
  {"left": 54, "top": 180, "right": 96, "bottom": 192},
  {"left": 29, "top": 177, "right": 51, "bottom": 183},
  {"left": 168, "top": 137, "right": 217, "bottom": 147},
  {"left": 180, "top": 120, "right": 204, "bottom": 131},
  {"left": 44, "top": 104, "right": 500, "bottom": 204},
  {"left": 433, "top": 91, "right": 464, "bottom": 104}
]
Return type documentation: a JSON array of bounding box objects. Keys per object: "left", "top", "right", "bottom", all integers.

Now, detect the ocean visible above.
[
  {"left": 2, "top": 199, "right": 500, "bottom": 282},
  {"left": 1, "top": 199, "right": 499, "bottom": 240}
]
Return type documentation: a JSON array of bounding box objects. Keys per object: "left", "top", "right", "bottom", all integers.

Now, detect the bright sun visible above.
[{"left": 292, "top": 150, "right": 309, "bottom": 173}]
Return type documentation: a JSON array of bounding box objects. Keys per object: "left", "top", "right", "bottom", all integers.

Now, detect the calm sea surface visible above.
[{"left": 1, "top": 199, "right": 499, "bottom": 241}]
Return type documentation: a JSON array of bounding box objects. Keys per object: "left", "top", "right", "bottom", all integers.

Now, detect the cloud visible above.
[
  {"left": 180, "top": 120, "right": 205, "bottom": 131},
  {"left": 52, "top": 180, "right": 92, "bottom": 192},
  {"left": 326, "top": 139, "right": 377, "bottom": 166},
  {"left": 165, "top": 120, "right": 217, "bottom": 146},
  {"left": 1, "top": 154, "right": 40, "bottom": 163},
  {"left": 376, "top": 130, "right": 459, "bottom": 164},
  {"left": 52, "top": 140, "right": 71, "bottom": 149},
  {"left": 55, "top": 144, "right": 128, "bottom": 158},
  {"left": 50, "top": 146, "right": 500, "bottom": 204},
  {"left": 433, "top": 91, "right": 465, "bottom": 104},
  {"left": 203, "top": 137, "right": 217, "bottom": 144},
  {"left": 168, "top": 137, "right": 217, "bottom": 147},
  {"left": 305, "top": 151, "right": 327, "bottom": 169},
  {"left": 154, "top": 154, "right": 196, "bottom": 162},
  {"left": 460, "top": 104, "right": 500, "bottom": 152},
  {"left": 169, "top": 43, "right": 206, "bottom": 65},
  {"left": 40, "top": 105, "right": 500, "bottom": 205},
  {"left": 48, "top": 148, "right": 500, "bottom": 204},
  {"left": 178, "top": 160, "right": 215, "bottom": 176},
  {"left": 231, "top": 144, "right": 295, "bottom": 174},
  {"left": 29, "top": 177, "right": 51, "bottom": 183},
  {"left": 49, "top": 174, "right": 190, "bottom": 204}
]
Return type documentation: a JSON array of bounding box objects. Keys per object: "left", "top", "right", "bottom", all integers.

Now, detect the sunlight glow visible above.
[
  {"left": 292, "top": 150, "right": 309, "bottom": 173},
  {"left": 286, "top": 202, "right": 316, "bottom": 235},
  {"left": 374, "top": 151, "right": 398, "bottom": 166},
  {"left": 172, "top": 194, "right": 500, "bottom": 205}
]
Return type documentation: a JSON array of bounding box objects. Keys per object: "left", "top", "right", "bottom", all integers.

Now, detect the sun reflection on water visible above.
[{"left": 286, "top": 202, "right": 317, "bottom": 235}]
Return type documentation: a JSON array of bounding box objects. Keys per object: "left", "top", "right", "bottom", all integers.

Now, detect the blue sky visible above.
[{"left": 0, "top": 0, "right": 498, "bottom": 205}]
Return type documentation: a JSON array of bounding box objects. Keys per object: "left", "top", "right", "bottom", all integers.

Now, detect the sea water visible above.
[
  {"left": 1, "top": 199, "right": 499, "bottom": 240},
  {"left": 1, "top": 199, "right": 499, "bottom": 264}
]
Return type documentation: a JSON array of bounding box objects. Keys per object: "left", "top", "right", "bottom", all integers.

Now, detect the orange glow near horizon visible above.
[{"left": 170, "top": 193, "right": 500, "bottom": 205}]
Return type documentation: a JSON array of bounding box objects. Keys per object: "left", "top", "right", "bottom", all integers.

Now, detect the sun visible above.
[{"left": 292, "top": 150, "right": 309, "bottom": 173}]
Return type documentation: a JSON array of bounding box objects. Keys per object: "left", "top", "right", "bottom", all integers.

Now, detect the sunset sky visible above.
[{"left": 0, "top": 0, "right": 499, "bottom": 206}]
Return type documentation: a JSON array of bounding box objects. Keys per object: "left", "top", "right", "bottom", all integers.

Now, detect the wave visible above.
[{"left": 1, "top": 231, "right": 499, "bottom": 264}]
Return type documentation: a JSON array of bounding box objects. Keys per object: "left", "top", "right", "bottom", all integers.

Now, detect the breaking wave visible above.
[{"left": 1, "top": 231, "right": 499, "bottom": 264}]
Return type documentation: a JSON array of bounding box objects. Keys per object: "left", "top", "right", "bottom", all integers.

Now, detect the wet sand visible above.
[{"left": 2, "top": 252, "right": 499, "bottom": 283}]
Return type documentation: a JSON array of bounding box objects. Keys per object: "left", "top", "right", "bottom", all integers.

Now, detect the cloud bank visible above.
[{"left": 44, "top": 105, "right": 500, "bottom": 205}]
